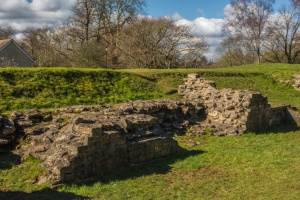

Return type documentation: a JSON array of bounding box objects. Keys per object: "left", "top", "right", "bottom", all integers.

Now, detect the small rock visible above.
[
  {"left": 43, "top": 114, "right": 53, "bottom": 122},
  {"left": 208, "top": 111, "right": 219, "bottom": 118},
  {"left": 222, "top": 112, "right": 231, "bottom": 118},
  {"left": 32, "top": 127, "right": 50, "bottom": 135},
  {"left": 1, "top": 118, "right": 16, "bottom": 135},
  {"left": 0, "top": 138, "right": 10, "bottom": 146},
  {"left": 186, "top": 140, "right": 199, "bottom": 147},
  {"left": 34, "top": 145, "right": 47, "bottom": 153}
]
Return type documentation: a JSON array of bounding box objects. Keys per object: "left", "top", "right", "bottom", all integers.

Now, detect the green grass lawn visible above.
[
  {"left": 1, "top": 63, "right": 300, "bottom": 199},
  {"left": 122, "top": 63, "right": 300, "bottom": 108},
  {"left": 1, "top": 129, "right": 300, "bottom": 199}
]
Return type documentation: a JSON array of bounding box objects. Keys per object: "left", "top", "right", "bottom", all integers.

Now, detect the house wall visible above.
[{"left": 0, "top": 42, "right": 34, "bottom": 67}]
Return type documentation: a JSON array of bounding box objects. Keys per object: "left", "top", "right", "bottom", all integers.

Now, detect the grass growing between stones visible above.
[{"left": 2, "top": 128, "right": 300, "bottom": 199}]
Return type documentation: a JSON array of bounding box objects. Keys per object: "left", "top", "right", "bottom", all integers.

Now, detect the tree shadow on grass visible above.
[
  {"left": 0, "top": 189, "right": 88, "bottom": 200},
  {"left": 72, "top": 148, "right": 205, "bottom": 186},
  {"left": 0, "top": 150, "right": 20, "bottom": 170},
  {"left": 255, "top": 124, "right": 300, "bottom": 135},
  {"left": 0, "top": 151, "right": 88, "bottom": 200},
  {"left": 0, "top": 146, "right": 204, "bottom": 199}
]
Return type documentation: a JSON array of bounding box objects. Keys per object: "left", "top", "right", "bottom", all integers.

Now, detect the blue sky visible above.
[
  {"left": 1, "top": 0, "right": 293, "bottom": 59},
  {"left": 147, "top": 0, "right": 229, "bottom": 20},
  {"left": 146, "top": 0, "right": 291, "bottom": 59},
  {"left": 147, "top": 0, "right": 290, "bottom": 20}
]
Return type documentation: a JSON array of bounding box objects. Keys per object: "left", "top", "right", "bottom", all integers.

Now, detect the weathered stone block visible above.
[
  {"left": 1, "top": 118, "right": 15, "bottom": 135},
  {"left": 0, "top": 73, "right": 291, "bottom": 185}
]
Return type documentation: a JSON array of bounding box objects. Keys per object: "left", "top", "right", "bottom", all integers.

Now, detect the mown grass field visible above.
[{"left": 1, "top": 63, "right": 300, "bottom": 199}]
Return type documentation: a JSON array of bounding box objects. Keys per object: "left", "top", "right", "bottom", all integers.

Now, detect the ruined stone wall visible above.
[
  {"left": 0, "top": 116, "right": 16, "bottom": 147},
  {"left": 178, "top": 73, "right": 288, "bottom": 136},
  {"left": 294, "top": 74, "right": 300, "bottom": 91},
  {"left": 0, "top": 73, "right": 294, "bottom": 184},
  {"left": 8, "top": 100, "right": 205, "bottom": 184}
]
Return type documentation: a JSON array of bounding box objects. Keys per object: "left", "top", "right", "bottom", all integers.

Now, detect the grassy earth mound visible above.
[
  {"left": 1, "top": 63, "right": 300, "bottom": 112},
  {"left": 0, "top": 63, "right": 300, "bottom": 199}
]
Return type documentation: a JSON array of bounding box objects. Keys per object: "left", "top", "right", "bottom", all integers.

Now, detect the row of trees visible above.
[
  {"left": 217, "top": 0, "right": 300, "bottom": 67},
  {"left": 10, "top": 0, "right": 208, "bottom": 69},
  {"left": 2, "top": 0, "right": 300, "bottom": 68}
]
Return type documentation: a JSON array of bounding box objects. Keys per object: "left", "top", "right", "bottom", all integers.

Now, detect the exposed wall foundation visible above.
[{"left": 0, "top": 74, "right": 298, "bottom": 184}]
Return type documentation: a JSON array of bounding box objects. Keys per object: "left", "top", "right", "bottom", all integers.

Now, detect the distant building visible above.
[{"left": 0, "top": 39, "right": 34, "bottom": 67}]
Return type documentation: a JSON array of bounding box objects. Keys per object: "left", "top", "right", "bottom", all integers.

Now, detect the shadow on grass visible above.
[
  {"left": 0, "top": 148, "right": 204, "bottom": 200},
  {"left": 0, "top": 189, "right": 88, "bottom": 200},
  {"left": 72, "top": 148, "right": 205, "bottom": 186},
  {"left": 0, "top": 152, "right": 86, "bottom": 199},
  {"left": 0, "top": 150, "right": 20, "bottom": 170},
  {"left": 0, "top": 152, "right": 89, "bottom": 200},
  {"left": 255, "top": 124, "right": 300, "bottom": 135}
]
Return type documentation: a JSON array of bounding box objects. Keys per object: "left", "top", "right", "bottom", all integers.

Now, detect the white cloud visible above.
[
  {"left": 0, "top": 0, "right": 76, "bottom": 31},
  {"left": 0, "top": 0, "right": 227, "bottom": 60},
  {"left": 172, "top": 12, "right": 184, "bottom": 21},
  {"left": 197, "top": 8, "right": 205, "bottom": 17},
  {"left": 175, "top": 17, "right": 225, "bottom": 59},
  {"left": 14, "top": 33, "right": 25, "bottom": 41},
  {"left": 175, "top": 17, "right": 224, "bottom": 37}
]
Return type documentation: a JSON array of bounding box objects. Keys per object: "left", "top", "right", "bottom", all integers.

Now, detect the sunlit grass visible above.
[
  {"left": 0, "top": 64, "right": 300, "bottom": 199},
  {"left": 2, "top": 130, "right": 300, "bottom": 199},
  {"left": 55, "top": 130, "right": 300, "bottom": 199},
  {"left": 0, "top": 63, "right": 300, "bottom": 111}
]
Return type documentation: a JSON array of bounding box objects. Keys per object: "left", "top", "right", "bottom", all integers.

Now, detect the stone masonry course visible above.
[{"left": 0, "top": 73, "right": 296, "bottom": 184}]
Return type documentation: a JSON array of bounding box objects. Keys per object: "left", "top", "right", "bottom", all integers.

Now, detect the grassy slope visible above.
[
  {"left": 0, "top": 68, "right": 162, "bottom": 112},
  {"left": 1, "top": 63, "right": 300, "bottom": 199},
  {"left": 0, "top": 63, "right": 299, "bottom": 112},
  {"left": 123, "top": 63, "right": 300, "bottom": 107}
]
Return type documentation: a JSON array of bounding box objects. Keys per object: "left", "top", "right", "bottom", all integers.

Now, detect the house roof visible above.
[
  {"left": 0, "top": 39, "right": 34, "bottom": 63},
  {"left": 0, "top": 39, "right": 11, "bottom": 50}
]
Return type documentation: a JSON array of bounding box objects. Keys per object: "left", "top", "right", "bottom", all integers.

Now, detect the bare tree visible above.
[
  {"left": 216, "top": 36, "right": 255, "bottom": 67},
  {"left": 292, "top": 0, "right": 300, "bottom": 6},
  {"left": 180, "top": 37, "right": 209, "bottom": 68},
  {"left": 264, "top": 0, "right": 300, "bottom": 63},
  {"left": 224, "top": 0, "right": 275, "bottom": 63},
  {"left": 119, "top": 18, "right": 208, "bottom": 69},
  {"left": 69, "top": 0, "right": 99, "bottom": 43},
  {"left": 67, "top": 0, "right": 146, "bottom": 67},
  {"left": 98, "top": 0, "right": 146, "bottom": 44},
  {"left": 21, "top": 26, "right": 72, "bottom": 67},
  {"left": 0, "top": 26, "right": 15, "bottom": 40}
]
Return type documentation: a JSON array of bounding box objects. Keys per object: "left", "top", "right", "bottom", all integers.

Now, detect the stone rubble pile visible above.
[
  {"left": 178, "top": 73, "right": 287, "bottom": 136},
  {"left": 0, "top": 73, "right": 292, "bottom": 184},
  {"left": 0, "top": 109, "right": 52, "bottom": 148},
  {"left": 0, "top": 116, "right": 16, "bottom": 147},
  {"left": 293, "top": 74, "right": 300, "bottom": 91},
  {"left": 12, "top": 100, "right": 205, "bottom": 184}
]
